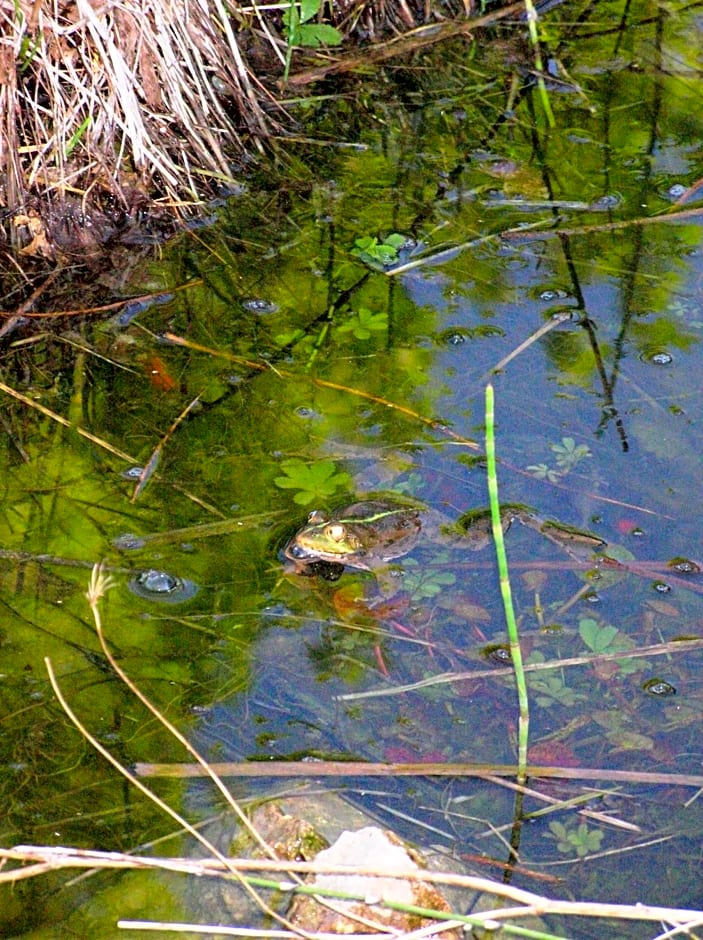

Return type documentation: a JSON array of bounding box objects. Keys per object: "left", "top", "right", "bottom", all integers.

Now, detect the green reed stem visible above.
[{"left": 485, "top": 383, "right": 529, "bottom": 784}]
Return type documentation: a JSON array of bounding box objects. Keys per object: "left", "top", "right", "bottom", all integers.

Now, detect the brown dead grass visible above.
[
  {"left": 0, "top": 0, "right": 490, "bottom": 257},
  {"left": 0, "top": 0, "right": 285, "bottom": 246}
]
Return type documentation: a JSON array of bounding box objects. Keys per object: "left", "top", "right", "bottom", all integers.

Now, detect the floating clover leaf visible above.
[
  {"left": 579, "top": 617, "right": 644, "bottom": 676},
  {"left": 274, "top": 459, "right": 350, "bottom": 506},
  {"left": 337, "top": 307, "right": 388, "bottom": 340},
  {"left": 352, "top": 233, "right": 406, "bottom": 270},
  {"left": 526, "top": 462, "right": 561, "bottom": 483},
  {"left": 527, "top": 437, "right": 591, "bottom": 481},
  {"left": 527, "top": 652, "right": 585, "bottom": 707}
]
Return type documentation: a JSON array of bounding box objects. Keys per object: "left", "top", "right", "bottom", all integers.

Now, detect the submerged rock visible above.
[{"left": 287, "top": 826, "right": 460, "bottom": 936}]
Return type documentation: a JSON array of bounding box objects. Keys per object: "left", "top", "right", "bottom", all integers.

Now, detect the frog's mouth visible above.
[
  {"left": 287, "top": 542, "right": 354, "bottom": 561},
  {"left": 287, "top": 543, "right": 319, "bottom": 560}
]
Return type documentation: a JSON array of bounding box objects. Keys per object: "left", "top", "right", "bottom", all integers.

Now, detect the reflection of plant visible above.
[
  {"left": 401, "top": 557, "right": 455, "bottom": 598},
  {"left": 274, "top": 459, "right": 350, "bottom": 505},
  {"left": 579, "top": 617, "right": 643, "bottom": 677},
  {"left": 352, "top": 233, "right": 406, "bottom": 269},
  {"left": 527, "top": 436, "right": 591, "bottom": 482},
  {"left": 579, "top": 617, "right": 619, "bottom": 654},
  {"left": 527, "top": 656, "right": 585, "bottom": 708},
  {"left": 552, "top": 437, "right": 591, "bottom": 471},
  {"left": 548, "top": 820, "right": 604, "bottom": 857},
  {"left": 337, "top": 307, "right": 388, "bottom": 340},
  {"left": 668, "top": 299, "right": 703, "bottom": 330},
  {"left": 283, "top": 0, "right": 342, "bottom": 80}
]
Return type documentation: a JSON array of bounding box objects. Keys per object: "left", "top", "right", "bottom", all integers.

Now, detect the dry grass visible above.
[
  {"left": 0, "top": 0, "right": 286, "bottom": 251},
  {"left": 0, "top": 0, "right": 495, "bottom": 257}
]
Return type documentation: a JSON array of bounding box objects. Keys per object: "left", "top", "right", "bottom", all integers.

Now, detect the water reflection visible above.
[{"left": 3, "top": 0, "right": 703, "bottom": 932}]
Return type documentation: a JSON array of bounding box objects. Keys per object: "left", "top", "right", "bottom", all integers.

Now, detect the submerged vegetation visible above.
[{"left": 2, "top": 0, "right": 703, "bottom": 934}]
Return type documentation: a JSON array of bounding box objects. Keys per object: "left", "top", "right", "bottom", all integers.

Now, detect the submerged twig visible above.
[
  {"left": 336, "top": 636, "right": 703, "bottom": 700},
  {"left": 0, "top": 379, "right": 134, "bottom": 462},
  {"left": 488, "top": 312, "right": 571, "bottom": 375},
  {"left": 133, "top": 759, "right": 703, "bottom": 789},
  {"left": 162, "top": 331, "right": 481, "bottom": 449},
  {"left": 132, "top": 396, "right": 201, "bottom": 501}
]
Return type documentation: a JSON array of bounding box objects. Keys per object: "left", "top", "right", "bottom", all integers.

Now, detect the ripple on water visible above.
[
  {"left": 121, "top": 466, "right": 144, "bottom": 480},
  {"left": 640, "top": 351, "right": 673, "bottom": 365}
]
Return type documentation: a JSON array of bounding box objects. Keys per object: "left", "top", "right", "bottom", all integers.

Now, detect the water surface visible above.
[{"left": 2, "top": 1, "right": 703, "bottom": 935}]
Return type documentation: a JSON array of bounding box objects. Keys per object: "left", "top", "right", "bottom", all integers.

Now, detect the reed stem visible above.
[{"left": 485, "top": 383, "right": 529, "bottom": 784}]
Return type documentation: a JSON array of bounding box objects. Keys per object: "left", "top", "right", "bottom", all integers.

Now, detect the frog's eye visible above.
[{"left": 324, "top": 524, "right": 346, "bottom": 542}]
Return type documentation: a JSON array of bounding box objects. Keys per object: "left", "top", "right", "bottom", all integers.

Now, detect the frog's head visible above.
[
  {"left": 285, "top": 510, "right": 365, "bottom": 564},
  {"left": 283, "top": 501, "right": 422, "bottom": 572}
]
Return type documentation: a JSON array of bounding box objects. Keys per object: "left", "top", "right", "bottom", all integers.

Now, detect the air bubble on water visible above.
[
  {"left": 128, "top": 569, "right": 199, "bottom": 603},
  {"left": 642, "top": 677, "right": 676, "bottom": 696},
  {"left": 242, "top": 298, "right": 279, "bottom": 314},
  {"left": 113, "top": 533, "right": 146, "bottom": 550}
]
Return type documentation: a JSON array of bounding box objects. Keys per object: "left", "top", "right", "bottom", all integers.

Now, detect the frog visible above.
[
  {"left": 282, "top": 496, "right": 605, "bottom": 580},
  {"left": 283, "top": 500, "right": 423, "bottom": 577}
]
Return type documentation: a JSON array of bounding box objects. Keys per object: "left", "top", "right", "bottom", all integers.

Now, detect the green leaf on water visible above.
[
  {"left": 274, "top": 459, "right": 350, "bottom": 505},
  {"left": 401, "top": 557, "right": 455, "bottom": 598},
  {"left": 351, "top": 233, "right": 406, "bottom": 269},
  {"left": 550, "top": 436, "right": 591, "bottom": 471},
  {"left": 526, "top": 462, "right": 561, "bottom": 482},
  {"left": 547, "top": 820, "right": 604, "bottom": 858}
]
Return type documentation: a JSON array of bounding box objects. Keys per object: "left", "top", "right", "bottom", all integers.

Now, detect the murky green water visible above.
[{"left": 3, "top": 0, "right": 703, "bottom": 935}]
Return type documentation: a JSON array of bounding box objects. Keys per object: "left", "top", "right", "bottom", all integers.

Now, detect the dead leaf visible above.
[{"left": 14, "top": 213, "right": 55, "bottom": 260}]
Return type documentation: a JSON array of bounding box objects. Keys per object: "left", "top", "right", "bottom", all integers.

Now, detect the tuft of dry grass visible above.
[
  {"left": 0, "top": 0, "right": 520, "bottom": 258},
  {"left": 0, "top": 0, "right": 284, "bottom": 247}
]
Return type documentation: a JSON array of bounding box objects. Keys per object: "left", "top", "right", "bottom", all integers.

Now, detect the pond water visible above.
[{"left": 2, "top": 0, "right": 703, "bottom": 936}]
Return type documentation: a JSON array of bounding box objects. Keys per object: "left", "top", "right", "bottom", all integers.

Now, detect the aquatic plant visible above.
[
  {"left": 401, "top": 557, "right": 456, "bottom": 599},
  {"left": 527, "top": 436, "right": 592, "bottom": 481},
  {"left": 352, "top": 233, "right": 407, "bottom": 269},
  {"left": 485, "top": 383, "right": 529, "bottom": 785},
  {"left": 547, "top": 820, "right": 604, "bottom": 858},
  {"left": 283, "top": 0, "right": 342, "bottom": 80},
  {"left": 337, "top": 307, "right": 389, "bottom": 340},
  {"left": 274, "top": 458, "right": 350, "bottom": 505}
]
